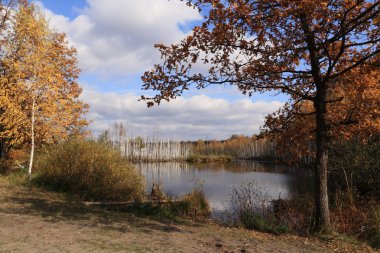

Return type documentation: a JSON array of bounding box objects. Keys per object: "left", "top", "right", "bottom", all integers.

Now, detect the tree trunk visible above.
[
  {"left": 0, "top": 141, "right": 4, "bottom": 159},
  {"left": 28, "top": 97, "right": 35, "bottom": 180},
  {"left": 0, "top": 123, "right": 5, "bottom": 159},
  {"left": 314, "top": 91, "right": 331, "bottom": 231},
  {"left": 300, "top": 14, "right": 331, "bottom": 231}
]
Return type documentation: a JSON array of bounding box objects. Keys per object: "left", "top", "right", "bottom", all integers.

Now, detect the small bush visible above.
[
  {"left": 369, "top": 230, "right": 380, "bottom": 249},
  {"left": 0, "top": 159, "right": 9, "bottom": 174},
  {"left": 240, "top": 211, "right": 287, "bottom": 234},
  {"left": 175, "top": 189, "right": 211, "bottom": 217},
  {"left": 115, "top": 188, "right": 210, "bottom": 220},
  {"left": 272, "top": 195, "right": 315, "bottom": 233},
  {"left": 229, "top": 180, "right": 314, "bottom": 235},
  {"left": 33, "top": 138, "right": 144, "bottom": 201},
  {"left": 0, "top": 149, "right": 29, "bottom": 174},
  {"left": 229, "top": 180, "right": 289, "bottom": 234},
  {"left": 363, "top": 204, "right": 380, "bottom": 249},
  {"left": 329, "top": 136, "right": 380, "bottom": 200}
]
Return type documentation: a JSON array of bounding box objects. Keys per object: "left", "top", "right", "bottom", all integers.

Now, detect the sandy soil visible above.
[{"left": 0, "top": 178, "right": 377, "bottom": 253}]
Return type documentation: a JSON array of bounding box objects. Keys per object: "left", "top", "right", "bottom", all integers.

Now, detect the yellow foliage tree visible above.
[{"left": 0, "top": 3, "right": 88, "bottom": 175}]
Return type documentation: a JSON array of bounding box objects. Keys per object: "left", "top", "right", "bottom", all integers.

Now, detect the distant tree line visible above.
[{"left": 96, "top": 123, "right": 277, "bottom": 161}]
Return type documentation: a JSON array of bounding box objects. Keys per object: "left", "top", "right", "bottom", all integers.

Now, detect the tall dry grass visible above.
[{"left": 33, "top": 138, "right": 144, "bottom": 201}]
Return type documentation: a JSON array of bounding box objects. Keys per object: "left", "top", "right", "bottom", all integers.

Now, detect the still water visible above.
[{"left": 135, "top": 160, "right": 312, "bottom": 212}]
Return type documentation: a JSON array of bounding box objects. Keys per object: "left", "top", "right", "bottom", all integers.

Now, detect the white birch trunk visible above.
[{"left": 28, "top": 97, "right": 35, "bottom": 180}]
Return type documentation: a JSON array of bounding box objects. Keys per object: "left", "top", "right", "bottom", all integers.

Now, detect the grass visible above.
[
  {"left": 32, "top": 138, "right": 144, "bottom": 202},
  {"left": 239, "top": 211, "right": 288, "bottom": 234},
  {"left": 1, "top": 169, "right": 211, "bottom": 225},
  {"left": 88, "top": 188, "right": 211, "bottom": 222}
]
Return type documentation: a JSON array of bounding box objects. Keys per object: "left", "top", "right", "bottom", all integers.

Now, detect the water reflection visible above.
[{"left": 135, "top": 160, "right": 312, "bottom": 212}]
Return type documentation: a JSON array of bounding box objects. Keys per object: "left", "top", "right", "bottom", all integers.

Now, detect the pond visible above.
[{"left": 135, "top": 160, "right": 312, "bottom": 214}]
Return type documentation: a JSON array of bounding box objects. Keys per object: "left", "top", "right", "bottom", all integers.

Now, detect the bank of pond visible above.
[{"left": 2, "top": 138, "right": 379, "bottom": 249}]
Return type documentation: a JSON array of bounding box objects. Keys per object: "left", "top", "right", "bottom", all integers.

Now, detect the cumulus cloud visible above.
[
  {"left": 38, "top": 0, "right": 202, "bottom": 75},
  {"left": 81, "top": 90, "right": 283, "bottom": 140},
  {"left": 36, "top": 1, "right": 286, "bottom": 140}
]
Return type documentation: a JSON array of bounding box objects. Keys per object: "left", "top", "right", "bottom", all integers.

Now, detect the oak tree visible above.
[
  {"left": 264, "top": 63, "right": 380, "bottom": 162},
  {"left": 142, "top": 0, "right": 380, "bottom": 230}
]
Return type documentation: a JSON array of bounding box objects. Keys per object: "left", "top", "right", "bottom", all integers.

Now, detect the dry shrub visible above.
[
  {"left": 229, "top": 180, "right": 315, "bottom": 235},
  {"left": 177, "top": 189, "right": 210, "bottom": 217},
  {"left": 0, "top": 149, "right": 29, "bottom": 174},
  {"left": 331, "top": 195, "right": 380, "bottom": 249},
  {"left": 272, "top": 194, "right": 315, "bottom": 233},
  {"left": 230, "top": 181, "right": 288, "bottom": 234},
  {"left": 33, "top": 138, "right": 144, "bottom": 201},
  {"left": 368, "top": 205, "right": 380, "bottom": 248}
]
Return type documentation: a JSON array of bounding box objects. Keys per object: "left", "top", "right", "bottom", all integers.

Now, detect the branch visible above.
[
  {"left": 0, "top": 0, "right": 14, "bottom": 30},
  {"left": 299, "top": 14, "right": 323, "bottom": 86},
  {"left": 326, "top": 2, "right": 380, "bottom": 45},
  {"left": 326, "top": 97, "right": 344, "bottom": 103},
  {"left": 330, "top": 48, "right": 380, "bottom": 79},
  {"left": 293, "top": 111, "right": 316, "bottom": 116}
]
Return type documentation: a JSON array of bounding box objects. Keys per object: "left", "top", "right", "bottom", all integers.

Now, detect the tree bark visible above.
[
  {"left": 0, "top": 140, "right": 4, "bottom": 159},
  {"left": 28, "top": 97, "right": 35, "bottom": 180},
  {"left": 314, "top": 88, "right": 331, "bottom": 231},
  {"left": 300, "top": 14, "right": 331, "bottom": 231}
]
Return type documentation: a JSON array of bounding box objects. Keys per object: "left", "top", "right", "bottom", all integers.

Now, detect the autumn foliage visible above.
[
  {"left": 264, "top": 64, "right": 380, "bottom": 162},
  {"left": 142, "top": 0, "right": 380, "bottom": 230},
  {"left": 0, "top": 3, "right": 88, "bottom": 160},
  {"left": 34, "top": 138, "right": 144, "bottom": 201}
]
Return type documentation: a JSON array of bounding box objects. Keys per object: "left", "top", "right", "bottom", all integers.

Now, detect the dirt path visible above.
[{"left": 0, "top": 179, "right": 376, "bottom": 253}]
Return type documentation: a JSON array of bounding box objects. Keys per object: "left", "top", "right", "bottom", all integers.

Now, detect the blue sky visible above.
[
  {"left": 39, "top": 0, "right": 86, "bottom": 19},
  {"left": 38, "top": 0, "right": 285, "bottom": 140}
]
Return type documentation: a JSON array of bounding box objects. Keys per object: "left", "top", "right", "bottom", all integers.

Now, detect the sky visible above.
[{"left": 37, "top": 0, "right": 286, "bottom": 140}]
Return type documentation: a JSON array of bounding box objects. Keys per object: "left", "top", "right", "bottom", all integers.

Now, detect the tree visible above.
[
  {"left": 263, "top": 64, "right": 380, "bottom": 163},
  {"left": 141, "top": 0, "right": 380, "bottom": 230},
  {"left": 0, "top": 0, "right": 18, "bottom": 158},
  {"left": 0, "top": 3, "right": 88, "bottom": 175},
  {"left": 0, "top": 0, "right": 15, "bottom": 31}
]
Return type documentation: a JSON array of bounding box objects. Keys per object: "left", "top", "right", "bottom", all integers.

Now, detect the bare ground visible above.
[{"left": 0, "top": 177, "right": 377, "bottom": 253}]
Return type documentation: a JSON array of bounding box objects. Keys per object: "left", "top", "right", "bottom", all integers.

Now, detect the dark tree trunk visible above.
[
  {"left": 299, "top": 14, "right": 331, "bottom": 231},
  {"left": 314, "top": 87, "right": 331, "bottom": 231},
  {"left": 0, "top": 141, "right": 4, "bottom": 159}
]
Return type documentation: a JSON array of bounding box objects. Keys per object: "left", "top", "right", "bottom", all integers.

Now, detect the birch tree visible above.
[{"left": 0, "top": 3, "right": 88, "bottom": 174}]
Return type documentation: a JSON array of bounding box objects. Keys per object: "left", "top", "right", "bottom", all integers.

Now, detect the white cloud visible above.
[
  {"left": 38, "top": 0, "right": 202, "bottom": 76},
  {"left": 36, "top": 1, "right": 286, "bottom": 140},
  {"left": 81, "top": 90, "right": 283, "bottom": 140}
]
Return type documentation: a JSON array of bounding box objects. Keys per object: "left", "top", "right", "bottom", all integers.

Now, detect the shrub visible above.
[
  {"left": 329, "top": 135, "right": 380, "bottom": 200},
  {"left": 175, "top": 189, "right": 211, "bottom": 217},
  {"left": 0, "top": 149, "right": 29, "bottom": 174},
  {"left": 229, "top": 180, "right": 289, "bottom": 234},
  {"left": 272, "top": 195, "right": 314, "bottom": 234},
  {"left": 239, "top": 211, "right": 287, "bottom": 234},
  {"left": 115, "top": 188, "right": 210, "bottom": 220},
  {"left": 229, "top": 180, "right": 314, "bottom": 235},
  {"left": 33, "top": 138, "right": 144, "bottom": 201},
  {"left": 361, "top": 204, "right": 380, "bottom": 249}
]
